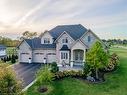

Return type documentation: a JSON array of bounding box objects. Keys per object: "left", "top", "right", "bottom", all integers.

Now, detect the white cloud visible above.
[{"left": 0, "top": 0, "right": 126, "bottom": 39}]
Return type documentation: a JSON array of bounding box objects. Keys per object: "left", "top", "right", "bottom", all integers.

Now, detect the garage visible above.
[
  {"left": 33, "top": 53, "right": 44, "bottom": 63},
  {"left": 20, "top": 53, "right": 30, "bottom": 63},
  {"left": 47, "top": 53, "right": 56, "bottom": 63}
]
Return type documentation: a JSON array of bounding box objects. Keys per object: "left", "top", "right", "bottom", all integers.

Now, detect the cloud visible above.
[{"left": 0, "top": 0, "right": 127, "bottom": 39}]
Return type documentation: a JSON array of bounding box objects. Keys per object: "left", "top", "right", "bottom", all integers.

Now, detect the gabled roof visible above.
[
  {"left": 24, "top": 38, "right": 56, "bottom": 49},
  {"left": 49, "top": 24, "right": 87, "bottom": 40},
  {"left": 60, "top": 45, "right": 70, "bottom": 51},
  {"left": 0, "top": 44, "right": 6, "bottom": 49}
]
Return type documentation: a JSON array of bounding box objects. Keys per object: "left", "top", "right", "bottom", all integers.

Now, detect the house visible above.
[
  {"left": 0, "top": 44, "right": 6, "bottom": 58},
  {"left": 17, "top": 24, "right": 105, "bottom": 67}
]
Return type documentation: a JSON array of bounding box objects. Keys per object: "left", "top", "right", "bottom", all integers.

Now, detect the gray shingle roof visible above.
[
  {"left": 24, "top": 24, "right": 87, "bottom": 49},
  {"left": 24, "top": 38, "right": 56, "bottom": 49},
  {"left": 49, "top": 24, "right": 87, "bottom": 40},
  {"left": 0, "top": 44, "right": 6, "bottom": 49}
]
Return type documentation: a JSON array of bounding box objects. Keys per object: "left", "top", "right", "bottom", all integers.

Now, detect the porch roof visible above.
[{"left": 60, "top": 45, "right": 70, "bottom": 51}]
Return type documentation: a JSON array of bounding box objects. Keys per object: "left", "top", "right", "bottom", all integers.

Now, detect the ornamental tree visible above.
[{"left": 86, "top": 41, "right": 108, "bottom": 79}]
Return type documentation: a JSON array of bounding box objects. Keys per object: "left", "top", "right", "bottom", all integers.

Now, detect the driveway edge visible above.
[{"left": 22, "top": 79, "right": 37, "bottom": 92}]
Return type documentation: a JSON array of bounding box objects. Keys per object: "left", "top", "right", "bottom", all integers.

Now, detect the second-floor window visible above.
[
  {"left": 62, "top": 37, "right": 68, "bottom": 43},
  {"left": 44, "top": 38, "right": 50, "bottom": 44},
  {"left": 88, "top": 36, "right": 91, "bottom": 42}
]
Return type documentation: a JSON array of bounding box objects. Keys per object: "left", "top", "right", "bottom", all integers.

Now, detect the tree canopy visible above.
[
  {"left": 20, "top": 31, "right": 37, "bottom": 40},
  {"left": 86, "top": 41, "right": 109, "bottom": 79}
]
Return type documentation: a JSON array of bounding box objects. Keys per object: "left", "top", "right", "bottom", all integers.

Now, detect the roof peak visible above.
[{"left": 57, "top": 24, "right": 82, "bottom": 27}]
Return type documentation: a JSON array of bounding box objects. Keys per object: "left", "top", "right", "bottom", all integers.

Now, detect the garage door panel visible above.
[
  {"left": 33, "top": 53, "right": 44, "bottom": 63},
  {"left": 20, "top": 53, "right": 30, "bottom": 63},
  {"left": 47, "top": 53, "right": 56, "bottom": 63}
]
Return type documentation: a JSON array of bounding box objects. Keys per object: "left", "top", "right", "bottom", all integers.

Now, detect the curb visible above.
[{"left": 22, "top": 79, "right": 37, "bottom": 92}]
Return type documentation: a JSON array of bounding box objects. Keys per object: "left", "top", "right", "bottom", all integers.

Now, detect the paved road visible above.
[{"left": 12, "top": 63, "right": 42, "bottom": 88}]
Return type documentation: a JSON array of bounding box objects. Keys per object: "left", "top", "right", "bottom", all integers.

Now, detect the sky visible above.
[{"left": 0, "top": 0, "right": 127, "bottom": 40}]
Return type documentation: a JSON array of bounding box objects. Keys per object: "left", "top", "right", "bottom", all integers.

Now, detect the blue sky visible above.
[{"left": 0, "top": 0, "right": 127, "bottom": 39}]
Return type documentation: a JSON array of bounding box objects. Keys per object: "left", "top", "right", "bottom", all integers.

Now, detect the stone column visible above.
[{"left": 70, "top": 49, "right": 73, "bottom": 68}]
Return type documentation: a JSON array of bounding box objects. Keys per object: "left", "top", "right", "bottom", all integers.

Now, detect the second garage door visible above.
[
  {"left": 47, "top": 53, "right": 56, "bottom": 63},
  {"left": 33, "top": 53, "right": 44, "bottom": 63}
]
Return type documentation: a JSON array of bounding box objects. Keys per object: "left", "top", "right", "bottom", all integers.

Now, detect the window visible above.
[
  {"left": 88, "top": 36, "right": 91, "bottom": 42},
  {"left": 44, "top": 38, "right": 50, "bottom": 44},
  {"left": 61, "top": 52, "right": 68, "bottom": 59},
  {"left": 47, "top": 53, "right": 56, "bottom": 55},
  {"left": 62, "top": 37, "right": 68, "bottom": 43},
  {"left": 21, "top": 53, "right": 29, "bottom": 55},
  {"left": 35, "top": 53, "right": 44, "bottom": 55}
]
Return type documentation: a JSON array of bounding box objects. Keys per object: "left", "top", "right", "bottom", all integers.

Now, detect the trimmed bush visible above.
[
  {"left": 103, "top": 53, "right": 119, "bottom": 72},
  {"left": 53, "top": 70, "right": 85, "bottom": 80},
  {"left": 50, "top": 62, "right": 59, "bottom": 73},
  {"left": 11, "top": 54, "right": 16, "bottom": 63}
]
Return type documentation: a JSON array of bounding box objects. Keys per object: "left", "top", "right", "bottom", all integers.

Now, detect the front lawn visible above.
[{"left": 26, "top": 47, "right": 127, "bottom": 95}]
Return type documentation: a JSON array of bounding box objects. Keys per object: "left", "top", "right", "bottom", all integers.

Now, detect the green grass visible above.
[{"left": 26, "top": 47, "right": 127, "bottom": 95}]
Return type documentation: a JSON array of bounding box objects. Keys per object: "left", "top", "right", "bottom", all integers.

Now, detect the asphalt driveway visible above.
[{"left": 12, "top": 63, "right": 42, "bottom": 88}]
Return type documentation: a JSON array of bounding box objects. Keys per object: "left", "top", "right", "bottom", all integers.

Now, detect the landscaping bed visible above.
[{"left": 26, "top": 47, "right": 127, "bottom": 95}]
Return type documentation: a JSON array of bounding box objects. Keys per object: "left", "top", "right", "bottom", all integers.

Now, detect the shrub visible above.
[
  {"left": 50, "top": 62, "right": 59, "bottom": 73},
  {"left": 103, "top": 53, "right": 119, "bottom": 72},
  {"left": 36, "top": 65, "right": 53, "bottom": 85},
  {"left": 53, "top": 70, "right": 84, "bottom": 80},
  {"left": 83, "top": 63, "right": 91, "bottom": 76},
  {"left": 11, "top": 54, "right": 16, "bottom": 63},
  {"left": 0, "top": 63, "right": 23, "bottom": 95},
  {"left": 8, "top": 55, "right": 12, "bottom": 61},
  {"left": 3, "top": 57, "right": 7, "bottom": 62}
]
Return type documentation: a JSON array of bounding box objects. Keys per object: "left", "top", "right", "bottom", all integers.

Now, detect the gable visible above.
[
  {"left": 41, "top": 31, "right": 53, "bottom": 44},
  {"left": 19, "top": 41, "right": 31, "bottom": 51},
  {"left": 81, "top": 30, "right": 106, "bottom": 48},
  {"left": 71, "top": 40, "right": 88, "bottom": 50},
  {"left": 57, "top": 32, "right": 74, "bottom": 49}
]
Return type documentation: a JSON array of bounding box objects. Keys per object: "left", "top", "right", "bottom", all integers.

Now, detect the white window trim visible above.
[
  {"left": 44, "top": 38, "right": 50, "bottom": 44},
  {"left": 62, "top": 37, "right": 68, "bottom": 44},
  {"left": 61, "top": 52, "right": 68, "bottom": 59}
]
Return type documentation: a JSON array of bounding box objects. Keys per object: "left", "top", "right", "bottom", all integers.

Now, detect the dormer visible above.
[{"left": 40, "top": 31, "right": 53, "bottom": 44}]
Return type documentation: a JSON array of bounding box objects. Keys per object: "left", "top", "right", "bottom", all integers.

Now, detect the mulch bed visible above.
[{"left": 38, "top": 86, "right": 48, "bottom": 93}]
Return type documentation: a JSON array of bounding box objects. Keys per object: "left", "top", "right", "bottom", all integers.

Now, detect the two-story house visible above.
[{"left": 17, "top": 24, "right": 105, "bottom": 67}]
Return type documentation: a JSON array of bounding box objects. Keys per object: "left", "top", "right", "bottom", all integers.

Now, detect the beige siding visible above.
[
  {"left": 56, "top": 32, "right": 74, "bottom": 64},
  {"left": 81, "top": 31, "right": 97, "bottom": 48},
  {"left": 71, "top": 41, "right": 86, "bottom": 61},
  {"left": 41, "top": 32, "right": 53, "bottom": 44},
  {"left": 18, "top": 41, "right": 32, "bottom": 63}
]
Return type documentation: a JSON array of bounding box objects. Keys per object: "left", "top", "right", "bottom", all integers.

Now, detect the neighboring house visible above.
[
  {"left": 17, "top": 24, "right": 106, "bottom": 67},
  {"left": 0, "top": 44, "right": 6, "bottom": 58}
]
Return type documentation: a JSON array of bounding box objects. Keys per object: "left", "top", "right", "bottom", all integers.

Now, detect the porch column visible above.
[
  {"left": 70, "top": 49, "right": 73, "bottom": 67},
  {"left": 83, "top": 49, "right": 86, "bottom": 66}
]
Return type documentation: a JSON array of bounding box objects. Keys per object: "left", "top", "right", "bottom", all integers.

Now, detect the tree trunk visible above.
[{"left": 95, "top": 68, "right": 99, "bottom": 79}]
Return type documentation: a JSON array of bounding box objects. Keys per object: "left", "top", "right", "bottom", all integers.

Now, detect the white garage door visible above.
[
  {"left": 33, "top": 53, "right": 44, "bottom": 63},
  {"left": 47, "top": 53, "right": 56, "bottom": 63},
  {"left": 20, "top": 53, "right": 30, "bottom": 63}
]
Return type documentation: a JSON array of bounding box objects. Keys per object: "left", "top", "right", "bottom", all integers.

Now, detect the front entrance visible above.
[
  {"left": 60, "top": 51, "right": 70, "bottom": 66},
  {"left": 73, "top": 49, "right": 84, "bottom": 65}
]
